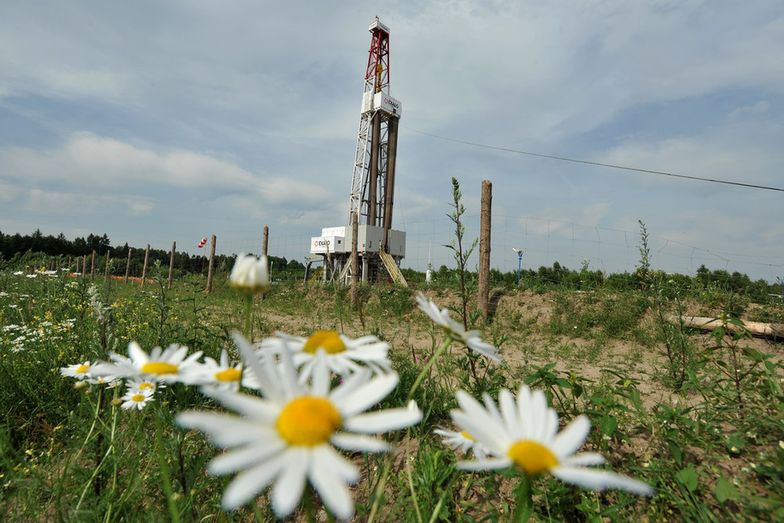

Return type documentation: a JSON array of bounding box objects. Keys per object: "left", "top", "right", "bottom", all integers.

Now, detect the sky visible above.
[{"left": 1, "top": 0, "right": 782, "bottom": 280}]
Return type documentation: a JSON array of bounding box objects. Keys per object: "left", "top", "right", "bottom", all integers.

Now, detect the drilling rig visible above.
[{"left": 308, "top": 18, "right": 407, "bottom": 285}]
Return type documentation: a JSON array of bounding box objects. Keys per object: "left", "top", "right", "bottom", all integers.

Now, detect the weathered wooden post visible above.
[
  {"left": 168, "top": 241, "right": 176, "bottom": 289},
  {"left": 124, "top": 248, "right": 132, "bottom": 284},
  {"left": 262, "top": 225, "right": 269, "bottom": 257},
  {"left": 104, "top": 252, "right": 111, "bottom": 280},
  {"left": 81, "top": 255, "right": 87, "bottom": 278},
  {"left": 478, "top": 180, "right": 492, "bottom": 320},
  {"left": 90, "top": 250, "right": 96, "bottom": 280},
  {"left": 141, "top": 244, "right": 150, "bottom": 288},
  {"left": 206, "top": 234, "right": 216, "bottom": 294},
  {"left": 350, "top": 212, "right": 359, "bottom": 308},
  {"left": 66, "top": 256, "right": 72, "bottom": 274}
]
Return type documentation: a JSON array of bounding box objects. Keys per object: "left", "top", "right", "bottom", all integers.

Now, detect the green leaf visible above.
[
  {"left": 667, "top": 440, "right": 683, "bottom": 466},
  {"left": 676, "top": 466, "right": 698, "bottom": 492},
  {"left": 727, "top": 433, "right": 746, "bottom": 453},
  {"left": 715, "top": 476, "right": 739, "bottom": 503},
  {"left": 599, "top": 415, "right": 617, "bottom": 437}
]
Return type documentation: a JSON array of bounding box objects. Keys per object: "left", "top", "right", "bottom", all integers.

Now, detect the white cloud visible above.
[
  {"left": 0, "top": 133, "right": 333, "bottom": 205},
  {"left": 21, "top": 187, "right": 154, "bottom": 216},
  {"left": 729, "top": 100, "right": 771, "bottom": 120}
]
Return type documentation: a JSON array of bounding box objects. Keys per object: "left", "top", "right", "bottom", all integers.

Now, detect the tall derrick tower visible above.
[
  {"left": 349, "top": 18, "right": 401, "bottom": 239},
  {"left": 308, "top": 18, "right": 406, "bottom": 285}
]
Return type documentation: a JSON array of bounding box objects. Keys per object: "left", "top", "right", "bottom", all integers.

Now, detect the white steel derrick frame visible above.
[{"left": 350, "top": 112, "right": 391, "bottom": 225}]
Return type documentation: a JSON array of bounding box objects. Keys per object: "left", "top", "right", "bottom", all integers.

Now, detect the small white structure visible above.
[{"left": 309, "top": 225, "right": 406, "bottom": 282}]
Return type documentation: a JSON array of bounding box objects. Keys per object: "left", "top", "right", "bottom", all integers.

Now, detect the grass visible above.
[{"left": 1, "top": 267, "right": 783, "bottom": 521}]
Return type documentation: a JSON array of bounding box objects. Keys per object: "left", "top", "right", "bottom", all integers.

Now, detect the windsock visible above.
[{"left": 197, "top": 237, "right": 208, "bottom": 249}]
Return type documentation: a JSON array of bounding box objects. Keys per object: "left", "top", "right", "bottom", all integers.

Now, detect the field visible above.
[{"left": 1, "top": 265, "right": 783, "bottom": 522}]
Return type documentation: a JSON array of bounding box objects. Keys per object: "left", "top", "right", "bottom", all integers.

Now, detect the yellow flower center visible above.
[
  {"left": 460, "top": 431, "right": 475, "bottom": 441},
  {"left": 276, "top": 396, "right": 342, "bottom": 446},
  {"left": 131, "top": 393, "right": 146, "bottom": 403},
  {"left": 215, "top": 368, "right": 242, "bottom": 382},
  {"left": 302, "top": 331, "right": 346, "bottom": 355},
  {"left": 138, "top": 381, "right": 155, "bottom": 390},
  {"left": 75, "top": 364, "right": 90, "bottom": 374},
  {"left": 507, "top": 440, "right": 559, "bottom": 475},
  {"left": 141, "top": 361, "right": 178, "bottom": 375}
]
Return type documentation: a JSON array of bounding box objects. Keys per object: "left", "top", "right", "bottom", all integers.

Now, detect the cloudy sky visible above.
[{"left": 1, "top": 0, "right": 782, "bottom": 280}]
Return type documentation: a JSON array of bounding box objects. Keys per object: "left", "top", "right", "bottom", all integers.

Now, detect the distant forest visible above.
[{"left": 0, "top": 229, "right": 304, "bottom": 277}]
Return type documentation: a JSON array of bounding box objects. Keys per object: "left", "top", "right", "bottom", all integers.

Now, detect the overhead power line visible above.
[{"left": 406, "top": 127, "right": 784, "bottom": 193}]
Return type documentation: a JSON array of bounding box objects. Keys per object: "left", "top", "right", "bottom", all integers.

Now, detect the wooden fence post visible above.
[
  {"left": 104, "top": 253, "right": 111, "bottom": 280},
  {"left": 351, "top": 212, "right": 359, "bottom": 308},
  {"left": 478, "top": 180, "right": 492, "bottom": 320},
  {"left": 90, "top": 250, "right": 96, "bottom": 280},
  {"left": 81, "top": 255, "right": 87, "bottom": 278},
  {"left": 206, "top": 234, "right": 216, "bottom": 294},
  {"left": 262, "top": 225, "right": 269, "bottom": 257},
  {"left": 124, "top": 248, "right": 132, "bottom": 284},
  {"left": 168, "top": 241, "right": 176, "bottom": 289},
  {"left": 141, "top": 244, "right": 150, "bottom": 288}
]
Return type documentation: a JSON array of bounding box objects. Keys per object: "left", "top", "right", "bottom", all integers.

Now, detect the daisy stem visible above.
[
  {"left": 303, "top": 486, "right": 317, "bottom": 523},
  {"left": 55, "top": 385, "right": 103, "bottom": 519},
  {"left": 154, "top": 412, "right": 181, "bottom": 523},
  {"left": 244, "top": 294, "right": 254, "bottom": 341},
  {"left": 405, "top": 458, "right": 424, "bottom": 523},
  {"left": 512, "top": 473, "right": 534, "bottom": 523},
  {"left": 407, "top": 338, "right": 451, "bottom": 401}
]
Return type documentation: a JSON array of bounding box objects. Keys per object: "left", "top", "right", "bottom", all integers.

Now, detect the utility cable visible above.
[{"left": 405, "top": 126, "right": 784, "bottom": 193}]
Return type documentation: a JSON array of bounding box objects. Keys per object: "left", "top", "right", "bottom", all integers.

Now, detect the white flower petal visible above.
[
  {"left": 454, "top": 391, "right": 511, "bottom": 450},
  {"left": 499, "top": 389, "right": 522, "bottom": 439},
  {"left": 551, "top": 415, "right": 590, "bottom": 458},
  {"left": 309, "top": 446, "right": 357, "bottom": 521},
  {"left": 551, "top": 466, "right": 654, "bottom": 496},
  {"left": 457, "top": 457, "right": 512, "bottom": 471},
  {"left": 450, "top": 411, "right": 509, "bottom": 456},
  {"left": 311, "top": 352, "right": 330, "bottom": 396},
  {"left": 176, "top": 412, "right": 272, "bottom": 447},
  {"left": 464, "top": 334, "right": 500, "bottom": 361},
  {"left": 222, "top": 453, "right": 286, "bottom": 510},
  {"left": 271, "top": 448, "right": 309, "bottom": 517},
  {"left": 481, "top": 393, "right": 503, "bottom": 423},
  {"left": 529, "top": 389, "right": 549, "bottom": 441},
  {"left": 329, "top": 369, "right": 372, "bottom": 403},
  {"left": 128, "top": 342, "right": 148, "bottom": 364},
  {"left": 543, "top": 408, "right": 560, "bottom": 444},
  {"left": 233, "top": 332, "right": 284, "bottom": 401},
  {"left": 208, "top": 441, "right": 286, "bottom": 475},
  {"left": 344, "top": 401, "right": 421, "bottom": 433},
  {"left": 563, "top": 452, "right": 606, "bottom": 467},
  {"left": 335, "top": 372, "right": 399, "bottom": 417},
  {"left": 331, "top": 433, "right": 389, "bottom": 453},
  {"left": 202, "top": 389, "right": 278, "bottom": 422}
]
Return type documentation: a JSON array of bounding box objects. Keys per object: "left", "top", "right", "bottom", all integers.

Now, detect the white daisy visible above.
[
  {"left": 415, "top": 293, "right": 500, "bottom": 362},
  {"left": 187, "top": 350, "right": 244, "bottom": 392},
  {"left": 126, "top": 377, "right": 163, "bottom": 392},
  {"left": 229, "top": 254, "right": 270, "bottom": 294},
  {"left": 88, "top": 375, "right": 120, "bottom": 387},
  {"left": 121, "top": 387, "right": 154, "bottom": 410},
  {"left": 60, "top": 361, "right": 93, "bottom": 380},
  {"left": 434, "top": 428, "right": 491, "bottom": 460},
  {"left": 259, "top": 330, "right": 391, "bottom": 383},
  {"left": 177, "top": 332, "right": 421, "bottom": 520},
  {"left": 449, "top": 384, "right": 653, "bottom": 495},
  {"left": 92, "top": 341, "right": 203, "bottom": 383}
]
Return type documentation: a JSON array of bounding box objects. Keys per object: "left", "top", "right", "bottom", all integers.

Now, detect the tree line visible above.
[{"left": 0, "top": 229, "right": 305, "bottom": 278}]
